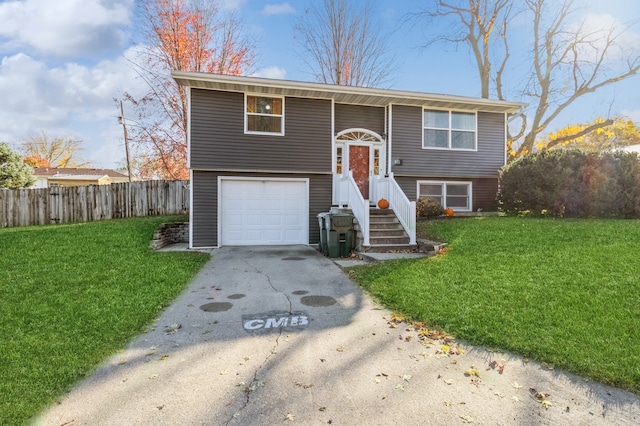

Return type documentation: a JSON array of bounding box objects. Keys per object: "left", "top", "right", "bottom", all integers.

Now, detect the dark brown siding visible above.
[
  {"left": 190, "top": 89, "right": 332, "bottom": 172},
  {"left": 191, "top": 171, "right": 332, "bottom": 247},
  {"left": 394, "top": 176, "right": 498, "bottom": 211},
  {"left": 391, "top": 106, "right": 505, "bottom": 178},
  {"left": 334, "top": 104, "right": 385, "bottom": 136},
  {"left": 471, "top": 178, "right": 499, "bottom": 211}
]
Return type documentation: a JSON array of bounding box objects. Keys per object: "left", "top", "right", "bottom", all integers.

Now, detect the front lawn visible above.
[
  {"left": 349, "top": 217, "right": 640, "bottom": 393},
  {"left": 0, "top": 217, "right": 210, "bottom": 425}
]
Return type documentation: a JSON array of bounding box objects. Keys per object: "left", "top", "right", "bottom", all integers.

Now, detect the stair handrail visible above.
[
  {"left": 374, "top": 174, "right": 416, "bottom": 244},
  {"left": 338, "top": 172, "right": 370, "bottom": 246}
]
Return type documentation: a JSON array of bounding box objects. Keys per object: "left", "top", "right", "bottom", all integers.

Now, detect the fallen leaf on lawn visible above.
[
  {"left": 460, "top": 414, "right": 474, "bottom": 423},
  {"left": 511, "top": 382, "right": 523, "bottom": 389}
]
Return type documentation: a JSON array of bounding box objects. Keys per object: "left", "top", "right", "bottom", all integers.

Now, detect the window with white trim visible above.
[
  {"left": 423, "top": 110, "right": 476, "bottom": 150},
  {"left": 245, "top": 95, "right": 284, "bottom": 135},
  {"left": 418, "top": 181, "right": 472, "bottom": 211}
]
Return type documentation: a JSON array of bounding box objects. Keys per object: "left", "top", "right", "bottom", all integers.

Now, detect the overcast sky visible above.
[{"left": 0, "top": 0, "right": 639, "bottom": 170}]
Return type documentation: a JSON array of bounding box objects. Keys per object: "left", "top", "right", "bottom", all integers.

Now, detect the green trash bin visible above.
[
  {"left": 326, "top": 213, "right": 354, "bottom": 258},
  {"left": 317, "top": 212, "right": 329, "bottom": 255}
]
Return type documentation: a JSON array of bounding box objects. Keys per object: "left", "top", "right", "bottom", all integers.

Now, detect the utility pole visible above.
[{"left": 118, "top": 100, "right": 132, "bottom": 183}]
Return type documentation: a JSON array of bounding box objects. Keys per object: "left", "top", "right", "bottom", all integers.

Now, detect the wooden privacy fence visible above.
[{"left": 0, "top": 180, "right": 190, "bottom": 228}]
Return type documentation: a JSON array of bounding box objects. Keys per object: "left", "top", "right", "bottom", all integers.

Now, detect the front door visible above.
[{"left": 349, "top": 145, "right": 370, "bottom": 199}]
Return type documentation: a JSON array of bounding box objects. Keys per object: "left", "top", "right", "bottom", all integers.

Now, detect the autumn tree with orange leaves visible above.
[{"left": 124, "top": 0, "right": 255, "bottom": 180}]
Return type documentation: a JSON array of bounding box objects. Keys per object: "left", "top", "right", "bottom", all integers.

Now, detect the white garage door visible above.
[{"left": 220, "top": 179, "right": 308, "bottom": 246}]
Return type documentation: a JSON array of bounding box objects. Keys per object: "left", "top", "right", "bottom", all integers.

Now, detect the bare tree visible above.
[
  {"left": 414, "top": 0, "right": 640, "bottom": 158},
  {"left": 295, "top": 0, "right": 394, "bottom": 87},
  {"left": 125, "top": 0, "right": 255, "bottom": 180},
  {"left": 21, "top": 131, "right": 90, "bottom": 168},
  {"left": 413, "top": 0, "right": 515, "bottom": 99}
]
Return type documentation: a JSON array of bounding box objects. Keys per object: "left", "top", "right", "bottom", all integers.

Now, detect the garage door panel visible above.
[{"left": 221, "top": 179, "right": 308, "bottom": 246}]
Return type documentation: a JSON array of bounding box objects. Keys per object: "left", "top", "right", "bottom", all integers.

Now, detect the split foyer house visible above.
[{"left": 172, "top": 71, "right": 525, "bottom": 250}]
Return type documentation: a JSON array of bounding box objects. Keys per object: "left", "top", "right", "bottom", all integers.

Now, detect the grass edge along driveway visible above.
[
  {"left": 348, "top": 217, "right": 640, "bottom": 394},
  {"left": 0, "top": 216, "right": 210, "bottom": 425}
]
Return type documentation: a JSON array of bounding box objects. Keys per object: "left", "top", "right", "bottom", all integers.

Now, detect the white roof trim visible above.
[{"left": 171, "top": 71, "right": 526, "bottom": 114}]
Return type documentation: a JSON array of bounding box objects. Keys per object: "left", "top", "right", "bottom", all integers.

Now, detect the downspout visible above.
[
  {"left": 387, "top": 104, "right": 393, "bottom": 177},
  {"left": 331, "top": 98, "right": 336, "bottom": 205}
]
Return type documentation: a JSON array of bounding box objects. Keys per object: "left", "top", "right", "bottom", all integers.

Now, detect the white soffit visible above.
[{"left": 172, "top": 71, "right": 526, "bottom": 114}]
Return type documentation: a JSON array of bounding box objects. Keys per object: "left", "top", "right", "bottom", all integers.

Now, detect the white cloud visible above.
[
  {"left": 219, "top": 0, "right": 246, "bottom": 11},
  {"left": 0, "top": 0, "right": 132, "bottom": 58},
  {"left": 251, "top": 66, "right": 287, "bottom": 80},
  {"left": 567, "top": 13, "right": 640, "bottom": 62},
  {"left": 262, "top": 3, "right": 296, "bottom": 16},
  {"left": 0, "top": 48, "right": 148, "bottom": 167}
]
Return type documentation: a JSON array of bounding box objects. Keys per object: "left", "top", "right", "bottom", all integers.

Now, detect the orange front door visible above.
[{"left": 349, "top": 145, "right": 370, "bottom": 199}]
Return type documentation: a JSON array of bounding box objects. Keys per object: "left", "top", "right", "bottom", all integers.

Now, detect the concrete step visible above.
[
  {"left": 367, "top": 222, "right": 404, "bottom": 231},
  {"left": 362, "top": 244, "right": 419, "bottom": 253},
  {"left": 370, "top": 229, "right": 408, "bottom": 237},
  {"left": 369, "top": 216, "right": 400, "bottom": 225},
  {"left": 369, "top": 236, "right": 410, "bottom": 245}
]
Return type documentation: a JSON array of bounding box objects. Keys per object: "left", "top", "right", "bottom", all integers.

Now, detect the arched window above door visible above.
[{"left": 335, "top": 128, "right": 383, "bottom": 143}]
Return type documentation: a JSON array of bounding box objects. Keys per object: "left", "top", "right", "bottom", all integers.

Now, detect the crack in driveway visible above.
[{"left": 224, "top": 259, "right": 292, "bottom": 424}]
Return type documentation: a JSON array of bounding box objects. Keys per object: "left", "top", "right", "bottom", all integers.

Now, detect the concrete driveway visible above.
[{"left": 38, "top": 246, "right": 640, "bottom": 425}]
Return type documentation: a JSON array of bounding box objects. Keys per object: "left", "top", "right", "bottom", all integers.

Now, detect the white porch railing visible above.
[
  {"left": 372, "top": 173, "right": 416, "bottom": 244},
  {"left": 336, "top": 172, "right": 370, "bottom": 246}
]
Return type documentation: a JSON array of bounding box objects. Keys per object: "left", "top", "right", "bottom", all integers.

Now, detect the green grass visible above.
[
  {"left": 0, "top": 216, "right": 210, "bottom": 425},
  {"left": 349, "top": 217, "right": 640, "bottom": 393}
]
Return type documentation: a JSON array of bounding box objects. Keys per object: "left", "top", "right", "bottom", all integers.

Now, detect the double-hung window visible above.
[
  {"left": 418, "top": 181, "right": 472, "bottom": 211},
  {"left": 245, "top": 95, "right": 284, "bottom": 135},
  {"left": 423, "top": 110, "right": 476, "bottom": 150}
]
